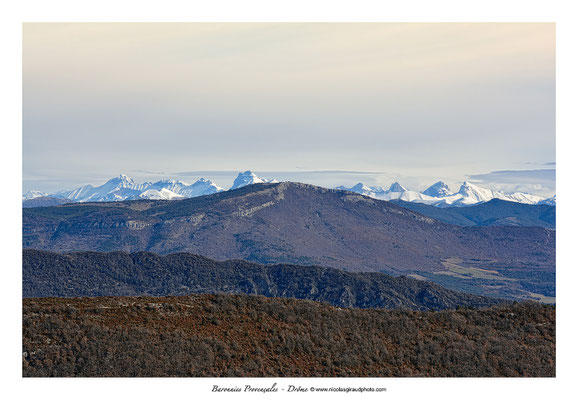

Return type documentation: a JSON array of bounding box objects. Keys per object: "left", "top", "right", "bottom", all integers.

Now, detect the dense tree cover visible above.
[
  {"left": 23, "top": 294, "right": 555, "bottom": 377},
  {"left": 23, "top": 250, "right": 504, "bottom": 310}
]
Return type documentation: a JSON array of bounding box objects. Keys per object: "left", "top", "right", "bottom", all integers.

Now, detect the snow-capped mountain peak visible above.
[
  {"left": 450, "top": 181, "right": 547, "bottom": 206},
  {"left": 350, "top": 182, "right": 376, "bottom": 195},
  {"left": 22, "top": 190, "right": 48, "bottom": 200},
  {"left": 336, "top": 182, "right": 435, "bottom": 204},
  {"left": 334, "top": 179, "right": 550, "bottom": 208},
  {"left": 387, "top": 182, "right": 407, "bottom": 193},
  {"left": 230, "top": 171, "right": 278, "bottom": 190},
  {"left": 351, "top": 182, "right": 369, "bottom": 191},
  {"left": 179, "top": 178, "right": 224, "bottom": 197},
  {"left": 456, "top": 181, "right": 503, "bottom": 204},
  {"left": 106, "top": 174, "right": 135, "bottom": 187},
  {"left": 47, "top": 174, "right": 225, "bottom": 203},
  {"left": 25, "top": 173, "right": 553, "bottom": 208},
  {"left": 337, "top": 182, "right": 383, "bottom": 197},
  {"left": 422, "top": 181, "right": 451, "bottom": 198}
]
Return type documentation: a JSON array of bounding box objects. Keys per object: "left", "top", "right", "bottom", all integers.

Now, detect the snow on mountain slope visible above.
[
  {"left": 336, "top": 180, "right": 549, "bottom": 207},
  {"left": 349, "top": 183, "right": 374, "bottom": 195},
  {"left": 178, "top": 178, "right": 224, "bottom": 197},
  {"left": 25, "top": 172, "right": 553, "bottom": 207},
  {"left": 139, "top": 188, "right": 184, "bottom": 200},
  {"left": 337, "top": 182, "right": 405, "bottom": 197},
  {"left": 53, "top": 185, "right": 95, "bottom": 201},
  {"left": 508, "top": 192, "right": 546, "bottom": 205},
  {"left": 52, "top": 175, "right": 142, "bottom": 203},
  {"left": 144, "top": 178, "right": 223, "bottom": 197},
  {"left": 230, "top": 171, "right": 278, "bottom": 190},
  {"left": 143, "top": 179, "right": 188, "bottom": 193},
  {"left": 336, "top": 183, "right": 383, "bottom": 197},
  {"left": 23, "top": 190, "right": 47, "bottom": 200},
  {"left": 387, "top": 182, "right": 407, "bottom": 193},
  {"left": 48, "top": 174, "right": 223, "bottom": 203},
  {"left": 450, "top": 182, "right": 545, "bottom": 207},
  {"left": 452, "top": 181, "right": 504, "bottom": 206},
  {"left": 538, "top": 195, "right": 556, "bottom": 206},
  {"left": 422, "top": 181, "right": 452, "bottom": 198},
  {"left": 337, "top": 182, "right": 438, "bottom": 204},
  {"left": 375, "top": 190, "right": 438, "bottom": 204}
]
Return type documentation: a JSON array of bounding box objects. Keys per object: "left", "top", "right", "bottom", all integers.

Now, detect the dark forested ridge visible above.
[
  {"left": 22, "top": 182, "right": 555, "bottom": 300},
  {"left": 23, "top": 250, "right": 504, "bottom": 310},
  {"left": 22, "top": 294, "right": 555, "bottom": 377},
  {"left": 391, "top": 198, "right": 556, "bottom": 229}
]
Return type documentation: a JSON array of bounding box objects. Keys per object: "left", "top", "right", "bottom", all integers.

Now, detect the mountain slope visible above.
[
  {"left": 23, "top": 196, "right": 75, "bottom": 208},
  {"left": 538, "top": 195, "right": 556, "bottom": 206},
  {"left": 138, "top": 188, "right": 184, "bottom": 200},
  {"left": 144, "top": 178, "right": 223, "bottom": 197},
  {"left": 52, "top": 174, "right": 145, "bottom": 202},
  {"left": 23, "top": 182, "right": 555, "bottom": 300},
  {"left": 390, "top": 198, "right": 556, "bottom": 229},
  {"left": 23, "top": 190, "right": 48, "bottom": 200},
  {"left": 422, "top": 181, "right": 452, "bottom": 198},
  {"left": 23, "top": 250, "right": 504, "bottom": 310}
]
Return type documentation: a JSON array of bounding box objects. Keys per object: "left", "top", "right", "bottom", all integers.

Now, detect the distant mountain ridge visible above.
[
  {"left": 24, "top": 172, "right": 278, "bottom": 204},
  {"left": 337, "top": 180, "right": 552, "bottom": 207},
  {"left": 24, "top": 171, "right": 554, "bottom": 207},
  {"left": 46, "top": 174, "right": 224, "bottom": 202},
  {"left": 23, "top": 181, "right": 555, "bottom": 301},
  {"left": 390, "top": 198, "right": 555, "bottom": 229},
  {"left": 23, "top": 190, "right": 48, "bottom": 200},
  {"left": 22, "top": 196, "right": 75, "bottom": 208}
]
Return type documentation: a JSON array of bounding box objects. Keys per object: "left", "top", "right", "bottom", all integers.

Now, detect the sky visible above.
[{"left": 23, "top": 23, "right": 555, "bottom": 196}]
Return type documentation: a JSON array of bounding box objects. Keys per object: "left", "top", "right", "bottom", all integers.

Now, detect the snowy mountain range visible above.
[
  {"left": 43, "top": 174, "right": 224, "bottom": 202},
  {"left": 23, "top": 171, "right": 555, "bottom": 207},
  {"left": 337, "top": 181, "right": 555, "bottom": 207},
  {"left": 24, "top": 171, "right": 274, "bottom": 204}
]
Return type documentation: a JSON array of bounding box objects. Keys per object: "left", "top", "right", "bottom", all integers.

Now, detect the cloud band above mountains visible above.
[{"left": 467, "top": 169, "right": 555, "bottom": 198}]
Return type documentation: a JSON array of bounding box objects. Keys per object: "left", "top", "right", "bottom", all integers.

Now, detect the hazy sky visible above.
[{"left": 23, "top": 23, "right": 555, "bottom": 195}]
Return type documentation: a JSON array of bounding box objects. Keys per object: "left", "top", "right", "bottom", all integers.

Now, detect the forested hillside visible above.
[
  {"left": 23, "top": 294, "right": 555, "bottom": 377},
  {"left": 23, "top": 250, "right": 503, "bottom": 310}
]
